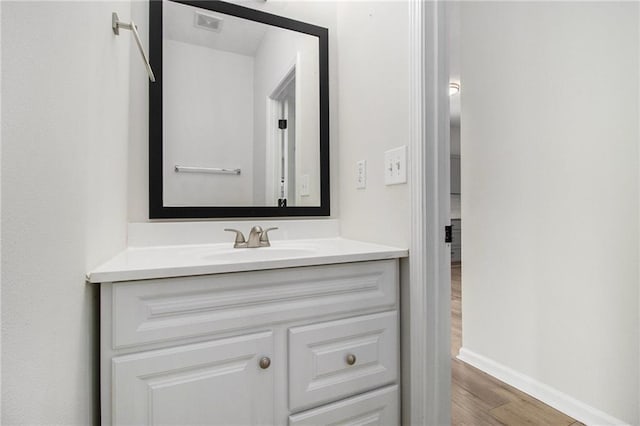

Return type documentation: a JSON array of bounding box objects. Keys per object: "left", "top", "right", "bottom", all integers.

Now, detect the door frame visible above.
[
  {"left": 406, "top": 1, "right": 451, "bottom": 425},
  {"left": 265, "top": 55, "right": 301, "bottom": 206}
]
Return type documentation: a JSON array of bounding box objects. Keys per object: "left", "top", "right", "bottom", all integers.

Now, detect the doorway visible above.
[{"left": 266, "top": 60, "right": 299, "bottom": 207}]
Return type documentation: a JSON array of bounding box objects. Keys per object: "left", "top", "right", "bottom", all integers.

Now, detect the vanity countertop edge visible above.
[{"left": 87, "top": 237, "right": 409, "bottom": 283}]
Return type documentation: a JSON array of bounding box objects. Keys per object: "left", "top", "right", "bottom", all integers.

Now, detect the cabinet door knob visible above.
[
  {"left": 346, "top": 354, "right": 356, "bottom": 365},
  {"left": 259, "top": 357, "right": 271, "bottom": 369}
]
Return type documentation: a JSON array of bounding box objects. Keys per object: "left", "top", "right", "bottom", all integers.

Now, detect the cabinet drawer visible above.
[
  {"left": 289, "top": 385, "right": 399, "bottom": 426},
  {"left": 289, "top": 311, "right": 398, "bottom": 412},
  {"left": 109, "top": 260, "right": 398, "bottom": 349}
]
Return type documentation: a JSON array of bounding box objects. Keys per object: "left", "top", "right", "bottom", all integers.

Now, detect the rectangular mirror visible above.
[{"left": 149, "top": 0, "right": 329, "bottom": 218}]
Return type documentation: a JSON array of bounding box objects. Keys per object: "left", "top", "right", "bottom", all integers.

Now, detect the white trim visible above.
[
  {"left": 265, "top": 56, "right": 300, "bottom": 205},
  {"left": 458, "top": 348, "right": 631, "bottom": 426},
  {"left": 293, "top": 51, "right": 302, "bottom": 205},
  {"left": 265, "top": 97, "right": 281, "bottom": 204},
  {"left": 407, "top": 1, "right": 450, "bottom": 425},
  {"left": 283, "top": 99, "right": 291, "bottom": 200}
]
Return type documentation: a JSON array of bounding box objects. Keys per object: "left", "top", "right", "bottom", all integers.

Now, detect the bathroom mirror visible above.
[{"left": 149, "top": 0, "right": 329, "bottom": 218}]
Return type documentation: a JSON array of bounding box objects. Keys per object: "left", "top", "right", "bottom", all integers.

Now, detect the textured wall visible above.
[{"left": 1, "top": 1, "right": 131, "bottom": 423}]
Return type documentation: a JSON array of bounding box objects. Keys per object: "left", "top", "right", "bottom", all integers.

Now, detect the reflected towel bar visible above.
[
  {"left": 112, "top": 12, "right": 156, "bottom": 82},
  {"left": 175, "top": 165, "right": 242, "bottom": 175}
]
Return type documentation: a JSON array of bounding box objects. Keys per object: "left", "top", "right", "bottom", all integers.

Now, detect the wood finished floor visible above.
[{"left": 450, "top": 264, "right": 584, "bottom": 426}]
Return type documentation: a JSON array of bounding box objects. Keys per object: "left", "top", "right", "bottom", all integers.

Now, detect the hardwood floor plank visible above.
[
  {"left": 452, "top": 379, "right": 507, "bottom": 426},
  {"left": 452, "top": 359, "right": 518, "bottom": 409},
  {"left": 489, "top": 399, "right": 575, "bottom": 426}
]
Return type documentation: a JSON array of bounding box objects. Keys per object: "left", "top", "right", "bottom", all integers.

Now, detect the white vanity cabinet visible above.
[{"left": 99, "top": 259, "right": 401, "bottom": 425}]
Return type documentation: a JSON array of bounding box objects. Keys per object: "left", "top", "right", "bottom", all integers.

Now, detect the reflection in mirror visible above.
[{"left": 161, "top": 0, "right": 322, "bottom": 211}]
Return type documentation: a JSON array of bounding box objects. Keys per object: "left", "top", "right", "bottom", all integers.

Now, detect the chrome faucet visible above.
[{"left": 224, "top": 226, "right": 278, "bottom": 248}]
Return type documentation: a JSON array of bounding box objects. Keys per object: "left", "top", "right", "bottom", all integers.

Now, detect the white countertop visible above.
[{"left": 87, "top": 238, "right": 408, "bottom": 283}]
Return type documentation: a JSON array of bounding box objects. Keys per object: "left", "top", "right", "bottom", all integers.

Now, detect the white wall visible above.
[
  {"left": 163, "top": 40, "right": 254, "bottom": 206},
  {"left": 336, "top": 1, "right": 411, "bottom": 248},
  {"left": 128, "top": 1, "right": 339, "bottom": 221},
  {"left": 1, "top": 1, "right": 131, "bottom": 423},
  {"left": 0, "top": 1, "right": 3, "bottom": 419},
  {"left": 460, "top": 2, "right": 639, "bottom": 423},
  {"left": 128, "top": 0, "right": 150, "bottom": 222}
]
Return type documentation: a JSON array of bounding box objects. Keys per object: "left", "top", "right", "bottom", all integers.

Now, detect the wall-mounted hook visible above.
[{"left": 112, "top": 12, "right": 156, "bottom": 82}]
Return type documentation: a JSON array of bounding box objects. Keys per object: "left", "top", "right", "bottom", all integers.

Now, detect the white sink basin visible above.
[{"left": 201, "top": 247, "right": 318, "bottom": 262}]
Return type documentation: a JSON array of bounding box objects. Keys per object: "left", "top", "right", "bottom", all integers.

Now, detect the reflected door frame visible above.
[{"left": 265, "top": 53, "right": 301, "bottom": 207}]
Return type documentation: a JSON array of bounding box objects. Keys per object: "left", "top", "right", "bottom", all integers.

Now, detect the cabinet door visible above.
[
  {"left": 289, "top": 385, "right": 399, "bottom": 426},
  {"left": 112, "top": 331, "right": 274, "bottom": 425}
]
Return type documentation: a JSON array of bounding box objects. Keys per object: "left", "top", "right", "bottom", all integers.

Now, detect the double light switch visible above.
[{"left": 384, "top": 145, "right": 407, "bottom": 185}]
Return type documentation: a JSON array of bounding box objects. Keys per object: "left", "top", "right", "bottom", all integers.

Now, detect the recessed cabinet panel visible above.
[
  {"left": 112, "top": 260, "right": 397, "bottom": 349},
  {"left": 112, "top": 331, "right": 274, "bottom": 425},
  {"left": 288, "top": 385, "right": 399, "bottom": 426},
  {"left": 289, "top": 311, "right": 398, "bottom": 412}
]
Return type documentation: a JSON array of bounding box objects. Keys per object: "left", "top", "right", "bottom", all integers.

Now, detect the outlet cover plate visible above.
[{"left": 356, "top": 160, "right": 366, "bottom": 189}]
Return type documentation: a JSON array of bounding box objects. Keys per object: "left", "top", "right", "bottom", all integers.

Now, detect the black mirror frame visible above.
[{"left": 148, "top": 0, "right": 330, "bottom": 219}]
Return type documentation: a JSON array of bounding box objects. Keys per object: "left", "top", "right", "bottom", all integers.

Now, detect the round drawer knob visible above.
[
  {"left": 346, "top": 354, "right": 356, "bottom": 366},
  {"left": 259, "top": 357, "right": 271, "bottom": 369}
]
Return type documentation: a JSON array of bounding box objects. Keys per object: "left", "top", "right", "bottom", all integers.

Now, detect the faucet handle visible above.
[
  {"left": 260, "top": 227, "right": 279, "bottom": 247},
  {"left": 224, "top": 229, "right": 246, "bottom": 248}
]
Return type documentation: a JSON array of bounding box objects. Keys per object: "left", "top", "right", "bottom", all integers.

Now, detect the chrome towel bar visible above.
[
  {"left": 112, "top": 12, "right": 156, "bottom": 82},
  {"left": 175, "top": 165, "right": 242, "bottom": 175}
]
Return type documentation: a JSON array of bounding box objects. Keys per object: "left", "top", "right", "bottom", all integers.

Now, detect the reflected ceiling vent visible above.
[{"left": 194, "top": 12, "right": 223, "bottom": 32}]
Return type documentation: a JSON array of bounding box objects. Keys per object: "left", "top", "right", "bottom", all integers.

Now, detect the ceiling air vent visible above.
[{"left": 194, "top": 12, "right": 223, "bottom": 32}]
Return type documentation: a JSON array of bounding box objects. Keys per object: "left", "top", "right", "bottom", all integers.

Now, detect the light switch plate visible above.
[
  {"left": 384, "top": 145, "right": 407, "bottom": 185},
  {"left": 384, "top": 151, "right": 395, "bottom": 185},
  {"left": 356, "top": 160, "right": 366, "bottom": 189}
]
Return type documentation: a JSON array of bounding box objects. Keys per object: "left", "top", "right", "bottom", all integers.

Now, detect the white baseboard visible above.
[{"left": 457, "top": 347, "right": 630, "bottom": 426}]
